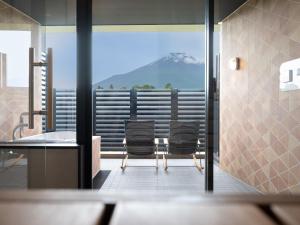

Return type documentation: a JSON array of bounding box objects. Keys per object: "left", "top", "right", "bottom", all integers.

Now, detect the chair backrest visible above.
[
  {"left": 125, "top": 120, "right": 155, "bottom": 155},
  {"left": 168, "top": 120, "right": 200, "bottom": 155}
]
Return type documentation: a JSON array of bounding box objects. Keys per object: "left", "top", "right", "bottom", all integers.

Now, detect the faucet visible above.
[{"left": 12, "top": 112, "right": 29, "bottom": 140}]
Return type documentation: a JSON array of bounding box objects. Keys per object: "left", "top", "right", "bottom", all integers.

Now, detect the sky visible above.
[
  {"left": 1, "top": 29, "right": 219, "bottom": 89},
  {"left": 0, "top": 31, "right": 31, "bottom": 87},
  {"left": 46, "top": 31, "right": 206, "bottom": 89},
  {"left": 92, "top": 32, "right": 205, "bottom": 79}
]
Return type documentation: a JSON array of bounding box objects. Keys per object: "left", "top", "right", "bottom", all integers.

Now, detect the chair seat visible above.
[
  {"left": 168, "top": 144, "right": 197, "bottom": 155},
  {"left": 127, "top": 146, "right": 155, "bottom": 155}
]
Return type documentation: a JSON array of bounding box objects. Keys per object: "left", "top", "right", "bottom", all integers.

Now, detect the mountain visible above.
[{"left": 93, "top": 53, "right": 205, "bottom": 89}]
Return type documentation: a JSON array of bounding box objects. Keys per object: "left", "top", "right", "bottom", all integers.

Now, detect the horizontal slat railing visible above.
[
  {"left": 42, "top": 89, "right": 206, "bottom": 152},
  {"left": 94, "top": 90, "right": 130, "bottom": 151},
  {"left": 178, "top": 90, "right": 206, "bottom": 151},
  {"left": 137, "top": 90, "right": 171, "bottom": 142},
  {"left": 55, "top": 90, "right": 76, "bottom": 131}
]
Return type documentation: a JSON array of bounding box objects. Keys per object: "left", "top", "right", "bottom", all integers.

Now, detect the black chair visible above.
[
  {"left": 163, "top": 120, "right": 203, "bottom": 171},
  {"left": 121, "top": 120, "right": 159, "bottom": 170}
]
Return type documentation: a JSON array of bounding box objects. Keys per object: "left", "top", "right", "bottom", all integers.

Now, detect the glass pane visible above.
[
  {"left": 44, "top": 27, "right": 77, "bottom": 133},
  {"left": 0, "top": 1, "right": 42, "bottom": 141},
  {"left": 0, "top": 0, "right": 46, "bottom": 189},
  {"left": 43, "top": 1, "right": 77, "bottom": 189},
  {"left": 0, "top": 0, "right": 77, "bottom": 189},
  {"left": 92, "top": 5, "right": 206, "bottom": 191}
]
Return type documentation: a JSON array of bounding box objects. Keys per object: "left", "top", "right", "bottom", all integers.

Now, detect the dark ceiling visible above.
[{"left": 3, "top": 0, "right": 247, "bottom": 25}]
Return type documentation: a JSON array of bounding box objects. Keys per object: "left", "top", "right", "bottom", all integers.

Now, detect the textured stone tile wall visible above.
[{"left": 220, "top": 0, "right": 300, "bottom": 193}]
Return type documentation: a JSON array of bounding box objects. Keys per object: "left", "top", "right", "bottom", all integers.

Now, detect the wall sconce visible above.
[{"left": 229, "top": 57, "right": 240, "bottom": 70}]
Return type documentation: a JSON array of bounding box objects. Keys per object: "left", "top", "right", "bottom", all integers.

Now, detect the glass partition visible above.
[
  {"left": 91, "top": 23, "right": 209, "bottom": 191},
  {"left": 0, "top": 0, "right": 77, "bottom": 189},
  {"left": 92, "top": 25, "right": 206, "bottom": 149}
]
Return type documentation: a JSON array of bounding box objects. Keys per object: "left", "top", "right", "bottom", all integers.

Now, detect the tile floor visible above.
[{"left": 99, "top": 159, "right": 258, "bottom": 194}]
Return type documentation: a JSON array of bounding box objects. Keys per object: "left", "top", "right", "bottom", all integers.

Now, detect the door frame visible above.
[{"left": 76, "top": 0, "right": 215, "bottom": 191}]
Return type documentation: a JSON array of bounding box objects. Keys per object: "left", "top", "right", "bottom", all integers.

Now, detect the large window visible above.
[
  {"left": 92, "top": 25, "right": 207, "bottom": 152},
  {"left": 92, "top": 25, "right": 206, "bottom": 90}
]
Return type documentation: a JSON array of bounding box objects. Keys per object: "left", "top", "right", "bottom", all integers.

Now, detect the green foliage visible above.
[
  {"left": 133, "top": 84, "right": 155, "bottom": 90},
  {"left": 164, "top": 83, "right": 172, "bottom": 89}
]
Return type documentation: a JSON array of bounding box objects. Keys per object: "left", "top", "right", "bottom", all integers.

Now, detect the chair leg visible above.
[
  {"left": 154, "top": 145, "right": 159, "bottom": 169},
  {"left": 121, "top": 154, "right": 128, "bottom": 170},
  {"left": 192, "top": 154, "right": 202, "bottom": 172},
  {"left": 0, "top": 150, "right": 5, "bottom": 168},
  {"left": 199, "top": 158, "right": 204, "bottom": 169},
  {"left": 163, "top": 154, "right": 168, "bottom": 171}
]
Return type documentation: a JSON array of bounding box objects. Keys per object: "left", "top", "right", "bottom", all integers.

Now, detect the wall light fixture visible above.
[{"left": 229, "top": 57, "right": 240, "bottom": 70}]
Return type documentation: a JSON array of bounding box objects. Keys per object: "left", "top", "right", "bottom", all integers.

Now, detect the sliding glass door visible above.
[
  {"left": 0, "top": 0, "right": 77, "bottom": 189},
  {"left": 91, "top": 0, "right": 210, "bottom": 192}
]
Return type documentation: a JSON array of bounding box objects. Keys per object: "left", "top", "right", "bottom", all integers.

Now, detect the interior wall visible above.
[
  {"left": 0, "top": 0, "right": 42, "bottom": 141},
  {"left": 220, "top": 0, "right": 300, "bottom": 193}
]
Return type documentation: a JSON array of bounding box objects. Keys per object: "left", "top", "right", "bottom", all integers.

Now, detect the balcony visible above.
[{"left": 45, "top": 88, "right": 206, "bottom": 152}]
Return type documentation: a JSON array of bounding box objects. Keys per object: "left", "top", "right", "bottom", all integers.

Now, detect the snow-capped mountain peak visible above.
[
  {"left": 163, "top": 52, "right": 201, "bottom": 64},
  {"left": 94, "top": 52, "right": 205, "bottom": 89}
]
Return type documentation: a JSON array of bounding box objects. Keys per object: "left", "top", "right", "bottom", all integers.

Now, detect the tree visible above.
[
  {"left": 142, "top": 84, "right": 155, "bottom": 89},
  {"left": 133, "top": 84, "right": 155, "bottom": 90},
  {"left": 164, "top": 83, "right": 172, "bottom": 89},
  {"left": 132, "top": 85, "right": 140, "bottom": 90}
]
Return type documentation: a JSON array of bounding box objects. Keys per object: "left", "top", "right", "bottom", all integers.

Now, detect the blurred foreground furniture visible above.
[{"left": 0, "top": 191, "right": 299, "bottom": 225}]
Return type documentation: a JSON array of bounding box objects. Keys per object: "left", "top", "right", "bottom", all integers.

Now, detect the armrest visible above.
[
  {"left": 163, "top": 138, "right": 169, "bottom": 145},
  {"left": 123, "top": 138, "right": 126, "bottom": 145},
  {"left": 154, "top": 138, "right": 159, "bottom": 145}
]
